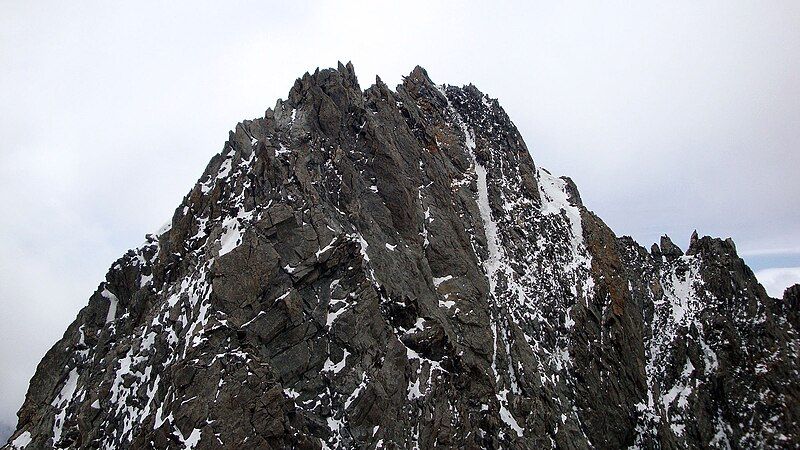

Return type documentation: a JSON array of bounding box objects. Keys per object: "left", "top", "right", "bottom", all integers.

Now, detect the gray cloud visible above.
[
  {"left": 756, "top": 267, "right": 800, "bottom": 298},
  {"left": 1, "top": 0, "right": 798, "bottom": 427}
]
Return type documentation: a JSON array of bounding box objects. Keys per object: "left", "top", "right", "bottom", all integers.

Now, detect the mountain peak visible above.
[{"left": 4, "top": 66, "right": 797, "bottom": 449}]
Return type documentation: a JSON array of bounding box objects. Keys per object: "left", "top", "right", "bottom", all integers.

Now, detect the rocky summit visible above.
[{"left": 4, "top": 64, "right": 798, "bottom": 449}]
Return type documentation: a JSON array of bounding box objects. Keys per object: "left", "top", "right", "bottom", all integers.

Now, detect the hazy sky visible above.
[{"left": 1, "top": 0, "right": 798, "bottom": 429}]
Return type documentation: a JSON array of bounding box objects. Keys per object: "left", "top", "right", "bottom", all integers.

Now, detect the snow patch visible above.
[
  {"left": 51, "top": 368, "right": 79, "bottom": 442},
  {"left": 101, "top": 287, "right": 119, "bottom": 324},
  {"left": 10, "top": 431, "right": 31, "bottom": 449},
  {"left": 323, "top": 349, "right": 350, "bottom": 374},
  {"left": 433, "top": 275, "right": 453, "bottom": 287},
  {"left": 535, "top": 168, "right": 593, "bottom": 288}
]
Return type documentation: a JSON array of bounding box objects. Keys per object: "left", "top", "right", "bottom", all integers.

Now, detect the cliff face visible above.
[{"left": 5, "top": 64, "right": 798, "bottom": 449}]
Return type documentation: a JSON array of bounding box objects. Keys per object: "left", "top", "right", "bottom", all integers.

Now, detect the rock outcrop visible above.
[{"left": 4, "top": 64, "right": 798, "bottom": 449}]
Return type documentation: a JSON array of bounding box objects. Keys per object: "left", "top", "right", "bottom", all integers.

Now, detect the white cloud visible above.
[{"left": 755, "top": 267, "right": 800, "bottom": 298}]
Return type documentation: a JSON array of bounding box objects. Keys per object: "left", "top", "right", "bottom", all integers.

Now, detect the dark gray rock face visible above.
[
  {"left": 785, "top": 284, "right": 800, "bottom": 310},
  {"left": 4, "top": 64, "right": 798, "bottom": 449}
]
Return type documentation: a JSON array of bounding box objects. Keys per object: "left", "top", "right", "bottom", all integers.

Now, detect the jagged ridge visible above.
[{"left": 5, "top": 64, "right": 798, "bottom": 449}]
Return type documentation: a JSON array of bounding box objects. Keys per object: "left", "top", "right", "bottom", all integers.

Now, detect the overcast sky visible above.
[{"left": 1, "top": 0, "right": 798, "bottom": 430}]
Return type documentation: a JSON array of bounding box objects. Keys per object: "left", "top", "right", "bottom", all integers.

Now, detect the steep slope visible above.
[{"left": 5, "top": 64, "right": 798, "bottom": 449}]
